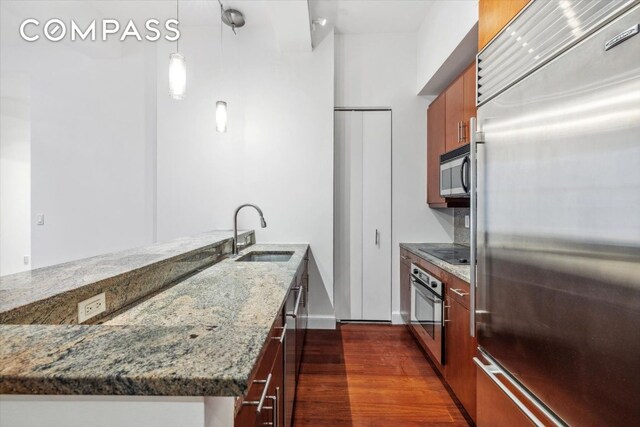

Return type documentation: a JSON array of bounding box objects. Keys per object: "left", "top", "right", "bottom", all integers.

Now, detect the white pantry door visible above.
[{"left": 334, "top": 110, "right": 391, "bottom": 321}]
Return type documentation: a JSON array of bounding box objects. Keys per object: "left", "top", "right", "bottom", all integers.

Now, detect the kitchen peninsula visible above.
[{"left": 0, "top": 231, "right": 309, "bottom": 427}]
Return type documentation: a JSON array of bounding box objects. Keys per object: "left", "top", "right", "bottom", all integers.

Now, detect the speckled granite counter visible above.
[
  {"left": 0, "top": 230, "right": 254, "bottom": 324},
  {"left": 400, "top": 243, "right": 471, "bottom": 283},
  {"left": 0, "top": 243, "right": 308, "bottom": 397}
]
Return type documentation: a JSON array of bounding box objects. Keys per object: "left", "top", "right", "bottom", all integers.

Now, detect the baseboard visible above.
[
  {"left": 307, "top": 315, "right": 336, "bottom": 330},
  {"left": 391, "top": 311, "right": 405, "bottom": 325}
]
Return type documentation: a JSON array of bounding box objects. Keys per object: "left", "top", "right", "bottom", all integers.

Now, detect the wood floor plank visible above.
[{"left": 293, "top": 324, "right": 471, "bottom": 426}]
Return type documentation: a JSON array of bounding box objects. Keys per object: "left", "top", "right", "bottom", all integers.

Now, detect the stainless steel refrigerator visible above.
[{"left": 470, "top": 1, "right": 640, "bottom": 426}]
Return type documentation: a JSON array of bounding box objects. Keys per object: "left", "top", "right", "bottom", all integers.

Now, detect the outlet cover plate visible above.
[{"left": 78, "top": 292, "right": 106, "bottom": 323}]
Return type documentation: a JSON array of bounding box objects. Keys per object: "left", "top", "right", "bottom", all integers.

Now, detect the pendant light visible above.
[
  {"left": 216, "top": 0, "right": 244, "bottom": 133},
  {"left": 169, "top": 0, "right": 185, "bottom": 99},
  {"left": 216, "top": 101, "right": 228, "bottom": 133}
]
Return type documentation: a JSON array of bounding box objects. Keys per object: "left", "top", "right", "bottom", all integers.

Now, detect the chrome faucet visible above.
[{"left": 233, "top": 203, "right": 267, "bottom": 255}]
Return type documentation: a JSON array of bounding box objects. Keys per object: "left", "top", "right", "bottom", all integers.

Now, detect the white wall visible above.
[
  {"left": 155, "top": 12, "right": 335, "bottom": 326},
  {"left": 335, "top": 33, "right": 454, "bottom": 324},
  {"left": 0, "top": 74, "right": 31, "bottom": 275},
  {"left": 0, "top": 2, "right": 159, "bottom": 270},
  {"left": 416, "top": 0, "right": 478, "bottom": 95}
]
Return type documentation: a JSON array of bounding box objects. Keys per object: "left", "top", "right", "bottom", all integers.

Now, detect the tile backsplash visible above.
[{"left": 454, "top": 208, "right": 470, "bottom": 246}]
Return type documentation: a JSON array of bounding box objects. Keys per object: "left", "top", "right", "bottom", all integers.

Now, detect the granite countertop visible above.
[
  {"left": 0, "top": 243, "right": 308, "bottom": 397},
  {"left": 0, "top": 230, "right": 252, "bottom": 317},
  {"left": 400, "top": 243, "right": 471, "bottom": 283}
]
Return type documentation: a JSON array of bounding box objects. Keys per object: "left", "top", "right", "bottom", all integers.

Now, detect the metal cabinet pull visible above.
[
  {"left": 375, "top": 229, "right": 380, "bottom": 246},
  {"left": 401, "top": 255, "right": 408, "bottom": 261},
  {"left": 287, "top": 288, "right": 303, "bottom": 318},
  {"left": 450, "top": 288, "right": 469, "bottom": 297},
  {"left": 272, "top": 325, "right": 287, "bottom": 343},
  {"left": 242, "top": 373, "right": 272, "bottom": 414},
  {"left": 461, "top": 121, "right": 467, "bottom": 142}
]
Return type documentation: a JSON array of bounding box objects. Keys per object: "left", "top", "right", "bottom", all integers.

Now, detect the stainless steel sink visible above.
[{"left": 236, "top": 251, "right": 294, "bottom": 262}]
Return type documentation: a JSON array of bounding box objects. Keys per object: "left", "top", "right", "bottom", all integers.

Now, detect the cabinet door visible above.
[
  {"left": 478, "top": 0, "right": 530, "bottom": 50},
  {"left": 477, "top": 362, "right": 535, "bottom": 427},
  {"left": 462, "top": 62, "right": 477, "bottom": 143},
  {"left": 445, "top": 297, "right": 477, "bottom": 421},
  {"left": 400, "top": 254, "right": 411, "bottom": 324},
  {"left": 445, "top": 76, "right": 465, "bottom": 151},
  {"left": 427, "top": 94, "right": 446, "bottom": 206}
]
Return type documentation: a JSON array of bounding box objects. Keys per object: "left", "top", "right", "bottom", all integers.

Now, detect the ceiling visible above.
[{"left": 310, "top": 0, "right": 434, "bottom": 35}]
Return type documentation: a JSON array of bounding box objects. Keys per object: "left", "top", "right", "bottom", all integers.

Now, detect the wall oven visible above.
[
  {"left": 440, "top": 144, "right": 470, "bottom": 198},
  {"left": 410, "top": 263, "right": 445, "bottom": 365}
]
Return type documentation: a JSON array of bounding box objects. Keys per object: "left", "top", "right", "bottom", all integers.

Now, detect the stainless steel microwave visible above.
[{"left": 440, "top": 144, "right": 470, "bottom": 198}]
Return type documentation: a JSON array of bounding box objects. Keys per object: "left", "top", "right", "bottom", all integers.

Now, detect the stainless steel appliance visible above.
[
  {"left": 470, "top": 1, "right": 640, "bottom": 426},
  {"left": 410, "top": 264, "right": 445, "bottom": 365},
  {"left": 283, "top": 287, "right": 298, "bottom": 427},
  {"left": 440, "top": 145, "right": 470, "bottom": 198},
  {"left": 417, "top": 243, "right": 470, "bottom": 265}
]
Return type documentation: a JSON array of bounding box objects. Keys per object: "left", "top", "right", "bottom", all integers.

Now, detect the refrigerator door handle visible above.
[
  {"left": 474, "top": 356, "right": 565, "bottom": 427},
  {"left": 469, "top": 117, "right": 483, "bottom": 337}
]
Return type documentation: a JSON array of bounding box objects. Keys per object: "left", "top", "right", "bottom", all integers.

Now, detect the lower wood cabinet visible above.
[
  {"left": 476, "top": 361, "right": 535, "bottom": 427},
  {"left": 236, "top": 251, "right": 309, "bottom": 427},
  {"left": 445, "top": 294, "right": 477, "bottom": 420},
  {"left": 235, "top": 312, "right": 285, "bottom": 427}
]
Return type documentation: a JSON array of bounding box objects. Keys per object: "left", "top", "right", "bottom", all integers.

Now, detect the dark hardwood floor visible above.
[{"left": 293, "top": 324, "right": 470, "bottom": 426}]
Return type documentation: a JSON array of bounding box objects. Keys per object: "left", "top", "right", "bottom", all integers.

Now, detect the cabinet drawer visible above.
[{"left": 447, "top": 276, "right": 471, "bottom": 309}]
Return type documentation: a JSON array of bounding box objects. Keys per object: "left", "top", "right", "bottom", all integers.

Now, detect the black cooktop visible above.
[{"left": 417, "top": 244, "right": 470, "bottom": 265}]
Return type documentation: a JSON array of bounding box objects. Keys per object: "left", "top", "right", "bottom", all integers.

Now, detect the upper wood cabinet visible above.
[
  {"left": 446, "top": 62, "right": 477, "bottom": 151},
  {"left": 478, "top": 0, "right": 530, "bottom": 50},
  {"left": 445, "top": 77, "right": 464, "bottom": 152},
  {"left": 462, "top": 63, "right": 477, "bottom": 142},
  {"left": 427, "top": 61, "right": 475, "bottom": 208},
  {"left": 427, "top": 94, "right": 447, "bottom": 207}
]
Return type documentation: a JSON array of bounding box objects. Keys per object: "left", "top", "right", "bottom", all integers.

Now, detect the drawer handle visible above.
[
  {"left": 450, "top": 288, "right": 469, "bottom": 297},
  {"left": 272, "top": 325, "right": 287, "bottom": 343},
  {"left": 401, "top": 255, "right": 409, "bottom": 261},
  {"left": 243, "top": 373, "right": 272, "bottom": 413}
]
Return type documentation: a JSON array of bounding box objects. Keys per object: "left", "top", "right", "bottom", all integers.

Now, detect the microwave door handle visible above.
[{"left": 461, "top": 156, "right": 470, "bottom": 193}]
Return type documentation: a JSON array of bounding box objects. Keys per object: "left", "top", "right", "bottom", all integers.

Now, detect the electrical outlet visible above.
[
  {"left": 465, "top": 215, "right": 470, "bottom": 228},
  {"left": 78, "top": 293, "right": 106, "bottom": 323},
  {"left": 23, "top": 255, "right": 30, "bottom": 265}
]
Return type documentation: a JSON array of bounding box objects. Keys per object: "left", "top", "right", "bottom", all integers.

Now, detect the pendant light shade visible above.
[
  {"left": 216, "top": 101, "right": 228, "bottom": 133},
  {"left": 169, "top": 52, "right": 186, "bottom": 100}
]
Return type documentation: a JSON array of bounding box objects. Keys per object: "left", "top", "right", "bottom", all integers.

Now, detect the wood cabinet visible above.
[
  {"left": 476, "top": 361, "right": 536, "bottom": 427},
  {"left": 427, "top": 94, "right": 447, "bottom": 207},
  {"left": 479, "top": 0, "right": 530, "bottom": 50},
  {"left": 445, "top": 298, "right": 476, "bottom": 420},
  {"left": 427, "top": 62, "right": 476, "bottom": 209},
  {"left": 445, "top": 274, "right": 476, "bottom": 421},
  {"left": 236, "top": 312, "right": 285, "bottom": 427},
  {"left": 445, "top": 77, "right": 465, "bottom": 152},
  {"left": 237, "top": 251, "right": 308, "bottom": 427},
  {"left": 445, "top": 62, "right": 477, "bottom": 152},
  {"left": 462, "top": 63, "right": 477, "bottom": 143}
]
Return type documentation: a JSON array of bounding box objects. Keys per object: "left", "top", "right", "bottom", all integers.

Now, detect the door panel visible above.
[
  {"left": 362, "top": 111, "right": 392, "bottom": 321},
  {"left": 334, "top": 110, "right": 392, "bottom": 321},
  {"left": 333, "top": 111, "right": 363, "bottom": 320},
  {"left": 445, "top": 77, "right": 464, "bottom": 151},
  {"left": 427, "top": 95, "right": 446, "bottom": 205}
]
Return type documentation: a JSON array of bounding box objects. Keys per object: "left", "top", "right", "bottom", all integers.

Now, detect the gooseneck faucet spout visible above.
[{"left": 233, "top": 203, "right": 267, "bottom": 255}]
